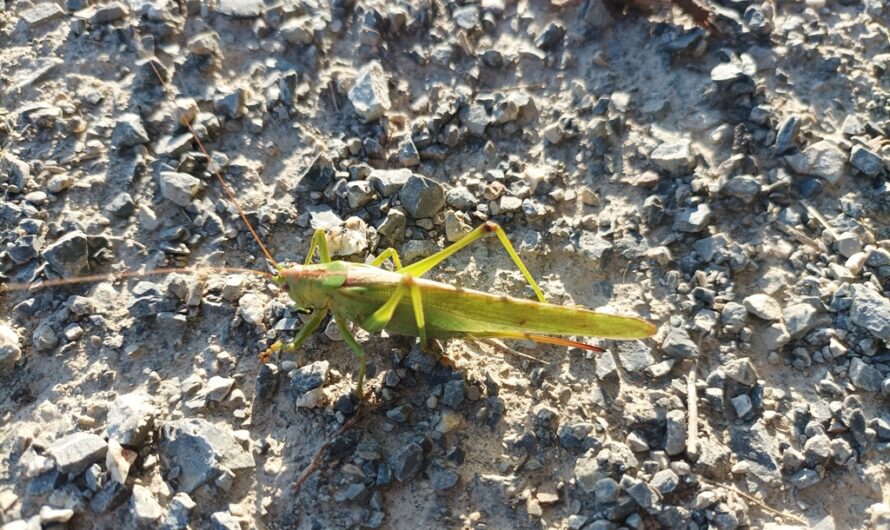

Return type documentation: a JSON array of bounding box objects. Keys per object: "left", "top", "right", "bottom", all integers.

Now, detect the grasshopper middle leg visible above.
[{"left": 402, "top": 221, "right": 546, "bottom": 302}]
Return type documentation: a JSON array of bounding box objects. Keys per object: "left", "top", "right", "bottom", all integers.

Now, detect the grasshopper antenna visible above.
[
  {"left": 134, "top": 16, "right": 280, "bottom": 270},
  {"left": 1, "top": 267, "right": 273, "bottom": 294}
]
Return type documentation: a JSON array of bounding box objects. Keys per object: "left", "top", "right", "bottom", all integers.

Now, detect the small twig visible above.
[
  {"left": 800, "top": 199, "right": 839, "bottom": 242},
  {"left": 292, "top": 394, "right": 381, "bottom": 495},
  {"left": 477, "top": 338, "right": 551, "bottom": 365},
  {"left": 686, "top": 362, "right": 699, "bottom": 457},
  {"left": 774, "top": 223, "right": 826, "bottom": 253},
  {"left": 698, "top": 477, "right": 809, "bottom": 526}
]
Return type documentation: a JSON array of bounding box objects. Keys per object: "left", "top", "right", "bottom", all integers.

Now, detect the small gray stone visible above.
[
  {"left": 21, "top": 3, "right": 64, "bottom": 28},
  {"left": 300, "top": 154, "right": 335, "bottom": 192},
  {"left": 159, "top": 172, "right": 200, "bottom": 207},
  {"left": 106, "top": 192, "right": 135, "bottom": 218},
  {"left": 650, "top": 139, "right": 693, "bottom": 173},
  {"left": 576, "top": 233, "right": 613, "bottom": 262},
  {"left": 377, "top": 209, "right": 407, "bottom": 242},
  {"left": 49, "top": 432, "right": 108, "bottom": 475},
  {"left": 804, "top": 434, "right": 831, "bottom": 466},
  {"left": 731, "top": 394, "right": 753, "bottom": 417},
  {"left": 159, "top": 418, "right": 255, "bottom": 493},
  {"left": 850, "top": 284, "right": 890, "bottom": 340},
  {"left": 673, "top": 204, "right": 712, "bottom": 232},
  {"left": 112, "top": 113, "right": 150, "bottom": 147},
  {"left": 390, "top": 443, "right": 423, "bottom": 482},
  {"left": 216, "top": 0, "right": 264, "bottom": 18},
  {"left": 346, "top": 181, "right": 376, "bottom": 209},
  {"left": 836, "top": 231, "right": 864, "bottom": 257},
  {"left": 723, "top": 358, "right": 758, "bottom": 386},
  {"left": 369, "top": 168, "right": 411, "bottom": 197},
  {"left": 445, "top": 186, "right": 476, "bottom": 210},
  {"left": 289, "top": 360, "right": 329, "bottom": 398},
  {"left": 615, "top": 340, "right": 654, "bottom": 372},
  {"left": 621, "top": 475, "right": 657, "bottom": 511},
  {"left": 453, "top": 4, "right": 479, "bottom": 30},
  {"left": 279, "top": 16, "right": 315, "bottom": 45},
  {"left": 105, "top": 393, "right": 157, "bottom": 447},
  {"left": 721, "top": 302, "right": 748, "bottom": 334},
  {"left": 348, "top": 62, "right": 391, "bottom": 122},
  {"left": 42, "top": 231, "right": 90, "bottom": 278},
  {"left": 89, "top": 482, "right": 128, "bottom": 513},
  {"left": 650, "top": 469, "right": 679, "bottom": 495},
  {"left": 255, "top": 363, "right": 280, "bottom": 401},
  {"left": 849, "top": 145, "right": 884, "bottom": 177},
  {"left": 695, "top": 438, "right": 731, "bottom": 479},
  {"left": 442, "top": 380, "right": 465, "bottom": 409},
  {"left": 789, "top": 468, "right": 821, "bottom": 489},
  {"left": 743, "top": 293, "right": 783, "bottom": 321},
  {"left": 774, "top": 115, "right": 800, "bottom": 154},
  {"left": 534, "top": 22, "right": 566, "bottom": 50},
  {"left": 399, "top": 175, "right": 445, "bottom": 219},
  {"left": 720, "top": 175, "right": 760, "bottom": 203},
  {"left": 160, "top": 492, "right": 196, "bottom": 530},
  {"left": 849, "top": 358, "right": 882, "bottom": 392},
  {"left": 0, "top": 324, "right": 22, "bottom": 375},
  {"left": 210, "top": 511, "right": 241, "bottom": 530},
  {"left": 398, "top": 138, "right": 420, "bottom": 167},
  {"left": 216, "top": 88, "right": 246, "bottom": 119},
  {"left": 665, "top": 409, "right": 686, "bottom": 456},
  {"left": 205, "top": 376, "right": 235, "bottom": 402},
  {"left": 130, "top": 485, "right": 163, "bottom": 526},
  {"left": 430, "top": 467, "right": 460, "bottom": 490},
  {"left": 752, "top": 322, "right": 790, "bottom": 353},
  {"left": 784, "top": 303, "right": 820, "bottom": 339},
  {"left": 595, "top": 350, "right": 618, "bottom": 380},
  {"left": 798, "top": 141, "right": 847, "bottom": 185},
  {"left": 662, "top": 326, "right": 699, "bottom": 359}
]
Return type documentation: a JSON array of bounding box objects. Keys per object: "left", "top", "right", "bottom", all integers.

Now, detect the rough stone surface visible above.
[
  {"left": 159, "top": 419, "right": 255, "bottom": 493},
  {"left": 48, "top": 432, "right": 108, "bottom": 475},
  {"left": 348, "top": 62, "right": 391, "bottom": 122}
]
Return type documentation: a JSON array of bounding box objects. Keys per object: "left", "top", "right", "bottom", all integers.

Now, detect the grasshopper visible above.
[{"left": 264, "top": 221, "right": 656, "bottom": 397}]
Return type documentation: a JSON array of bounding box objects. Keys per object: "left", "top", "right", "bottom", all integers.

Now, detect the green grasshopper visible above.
[{"left": 264, "top": 221, "right": 656, "bottom": 396}]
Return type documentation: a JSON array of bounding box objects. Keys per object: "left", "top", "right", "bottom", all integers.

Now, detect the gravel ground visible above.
[{"left": 2, "top": 0, "right": 890, "bottom": 528}]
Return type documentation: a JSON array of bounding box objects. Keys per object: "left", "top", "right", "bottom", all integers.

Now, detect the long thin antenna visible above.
[
  {"left": 136, "top": 17, "right": 279, "bottom": 269},
  {"left": 1, "top": 267, "right": 272, "bottom": 293}
]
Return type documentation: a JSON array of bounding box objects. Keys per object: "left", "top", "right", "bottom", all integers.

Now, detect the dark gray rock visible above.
[
  {"left": 300, "top": 154, "right": 336, "bottom": 192},
  {"left": 665, "top": 409, "right": 686, "bottom": 456},
  {"left": 20, "top": 3, "right": 64, "bottom": 28},
  {"left": 789, "top": 468, "right": 821, "bottom": 489},
  {"left": 42, "top": 231, "right": 90, "bottom": 278},
  {"left": 850, "top": 284, "right": 890, "bottom": 340},
  {"left": 445, "top": 186, "right": 476, "bottom": 210},
  {"left": 216, "top": 89, "right": 246, "bottom": 119},
  {"left": 390, "top": 443, "right": 423, "bottom": 482},
  {"left": 534, "top": 22, "right": 565, "bottom": 49},
  {"left": 48, "top": 432, "right": 108, "bottom": 475},
  {"left": 159, "top": 171, "right": 200, "bottom": 207},
  {"left": 105, "top": 393, "right": 157, "bottom": 446},
  {"left": 662, "top": 326, "right": 699, "bottom": 359},
  {"left": 399, "top": 175, "right": 445, "bottom": 219},
  {"left": 346, "top": 181, "right": 376, "bottom": 209},
  {"left": 650, "top": 469, "right": 679, "bottom": 495},
  {"left": 348, "top": 62, "right": 391, "bottom": 122},
  {"left": 730, "top": 422, "right": 779, "bottom": 481},
  {"left": 721, "top": 302, "right": 748, "bottom": 334},
  {"left": 89, "top": 482, "right": 129, "bottom": 513},
  {"left": 774, "top": 115, "right": 800, "bottom": 154},
  {"left": 695, "top": 438, "right": 731, "bottom": 479},
  {"left": 849, "top": 145, "right": 884, "bottom": 177},
  {"left": 255, "top": 363, "right": 280, "bottom": 401},
  {"left": 112, "top": 113, "right": 150, "bottom": 147},
  {"left": 429, "top": 466, "right": 460, "bottom": 490},
  {"left": 558, "top": 422, "right": 595, "bottom": 450},
  {"left": 442, "top": 379, "right": 465, "bottom": 409},
  {"left": 620, "top": 475, "right": 657, "bottom": 512},
  {"left": 106, "top": 192, "right": 135, "bottom": 218},
  {"left": 849, "top": 358, "right": 882, "bottom": 392},
  {"left": 595, "top": 350, "right": 618, "bottom": 380},
  {"left": 723, "top": 358, "right": 757, "bottom": 386},
  {"left": 289, "top": 360, "right": 329, "bottom": 398},
  {"left": 720, "top": 175, "right": 760, "bottom": 203},
  {"left": 377, "top": 208, "right": 407, "bottom": 242},
  {"left": 784, "top": 303, "right": 820, "bottom": 339},
  {"left": 804, "top": 434, "right": 831, "bottom": 467},
  {"left": 398, "top": 138, "right": 420, "bottom": 167},
  {"left": 673, "top": 204, "right": 712, "bottom": 232},
  {"left": 615, "top": 340, "right": 654, "bottom": 372},
  {"left": 651, "top": 139, "right": 693, "bottom": 173},
  {"left": 160, "top": 492, "right": 196, "bottom": 530},
  {"left": 369, "top": 168, "right": 411, "bottom": 197},
  {"left": 159, "top": 418, "right": 255, "bottom": 493}
]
